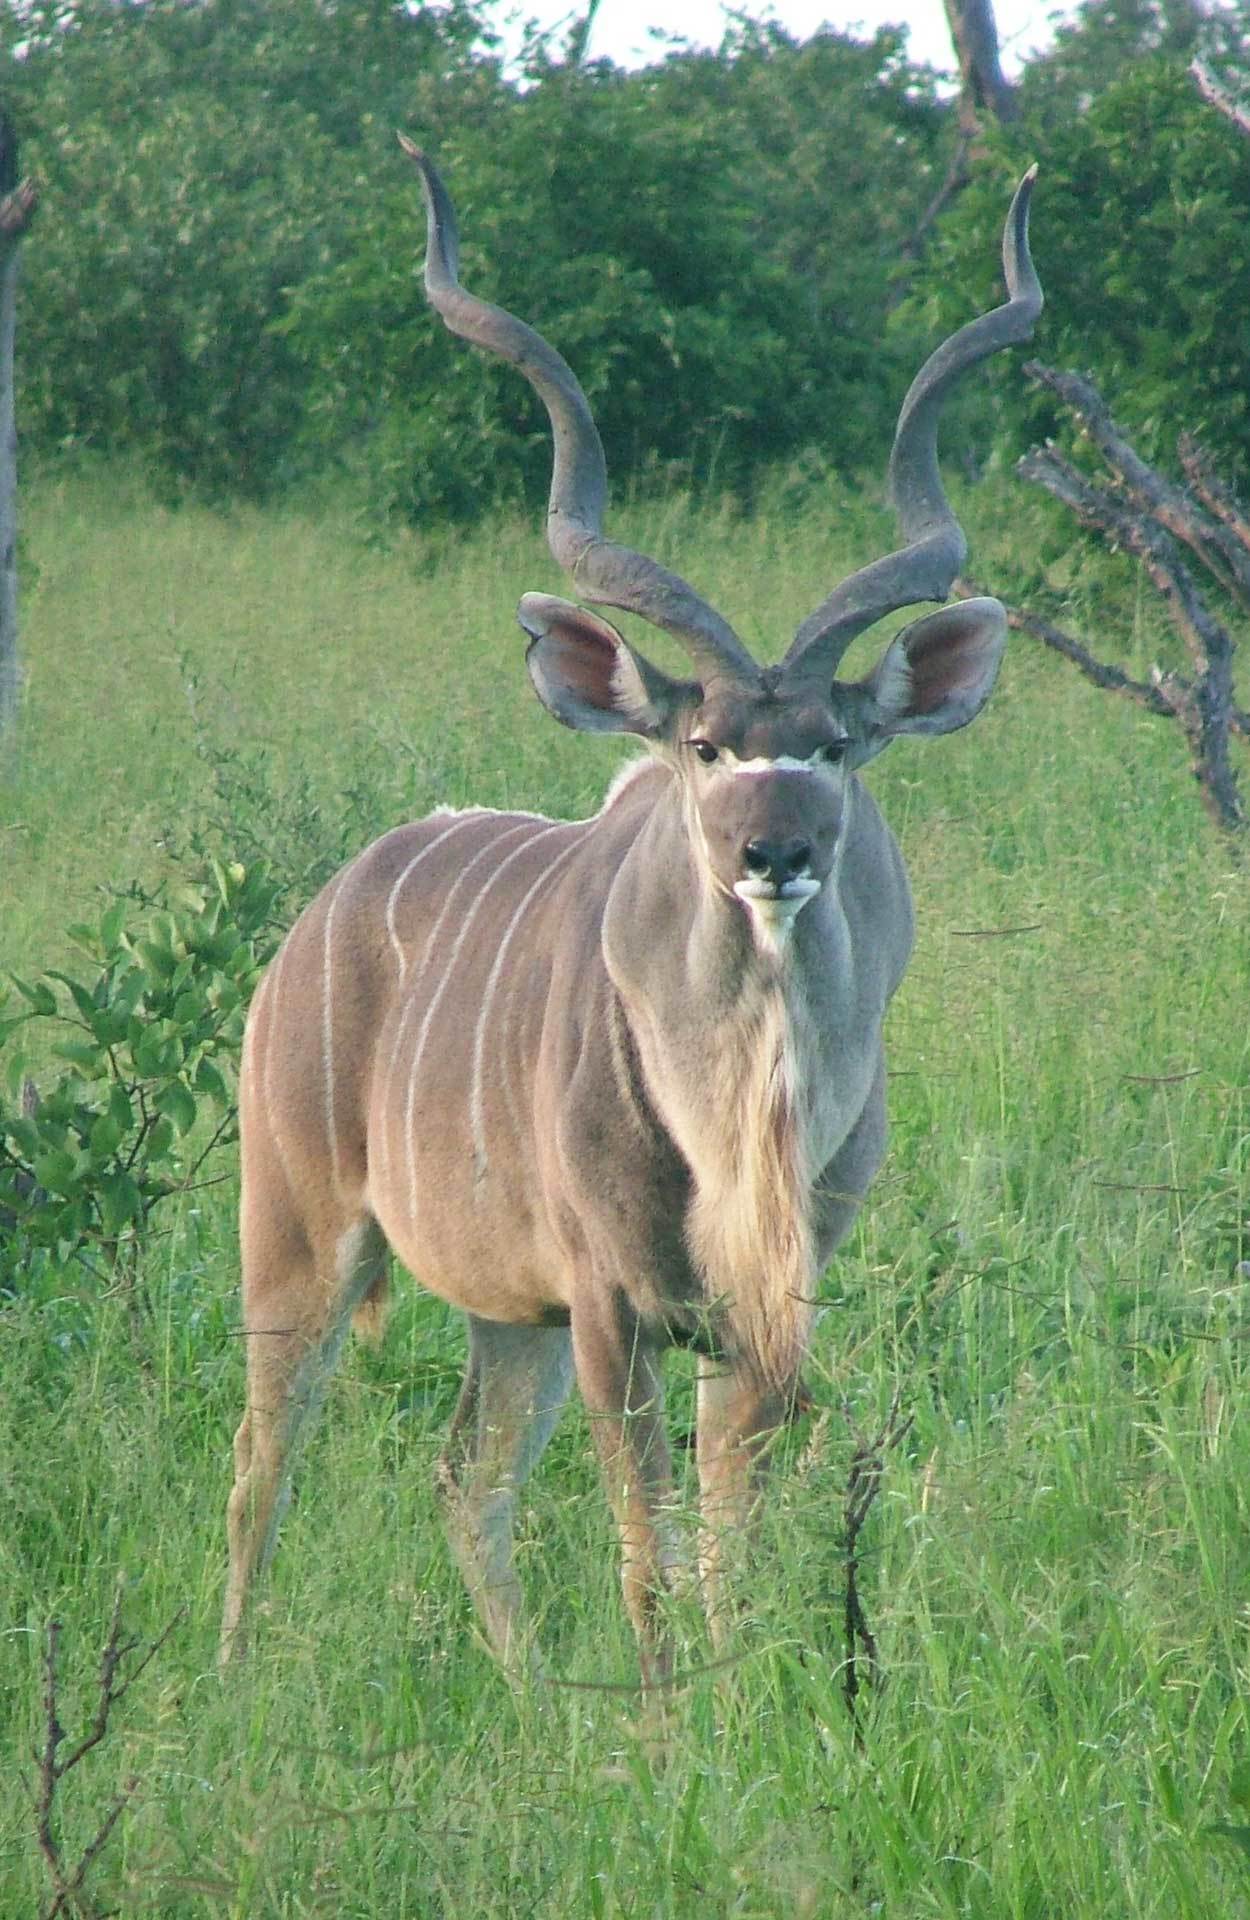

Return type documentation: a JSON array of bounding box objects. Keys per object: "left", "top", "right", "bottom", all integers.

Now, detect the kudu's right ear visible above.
[{"left": 517, "top": 594, "right": 695, "bottom": 737}]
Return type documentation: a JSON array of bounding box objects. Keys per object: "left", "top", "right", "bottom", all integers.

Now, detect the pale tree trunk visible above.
[
  {"left": 943, "top": 0, "right": 1018, "bottom": 133},
  {"left": 0, "top": 109, "right": 37, "bottom": 770},
  {"left": 894, "top": 0, "right": 1018, "bottom": 290}
]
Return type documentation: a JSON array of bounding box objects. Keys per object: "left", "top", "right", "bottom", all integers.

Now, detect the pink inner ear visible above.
[
  {"left": 544, "top": 622, "right": 622, "bottom": 712},
  {"left": 906, "top": 627, "right": 992, "bottom": 715}
]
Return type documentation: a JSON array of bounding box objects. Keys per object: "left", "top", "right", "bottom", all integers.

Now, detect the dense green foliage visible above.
[
  {"left": 0, "top": 859, "right": 277, "bottom": 1282},
  {"left": 4, "top": 0, "right": 1250, "bottom": 520},
  {"left": 912, "top": 2, "right": 1250, "bottom": 487},
  {"left": 2, "top": 470, "right": 1249, "bottom": 1915},
  {"left": 3, "top": 0, "right": 948, "bottom": 515}
]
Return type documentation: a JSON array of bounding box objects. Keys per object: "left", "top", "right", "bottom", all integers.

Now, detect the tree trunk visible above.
[{"left": 943, "top": 0, "right": 1018, "bottom": 132}]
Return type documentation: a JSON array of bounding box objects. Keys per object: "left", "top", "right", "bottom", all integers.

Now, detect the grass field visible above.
[{"left": 3, "top": 460, "right": 1250, "bottom": 1917}]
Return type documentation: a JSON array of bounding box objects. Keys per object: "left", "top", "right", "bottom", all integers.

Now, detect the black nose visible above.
[{"left": 742, "top": 837, "right": 812, "bottom": 886}]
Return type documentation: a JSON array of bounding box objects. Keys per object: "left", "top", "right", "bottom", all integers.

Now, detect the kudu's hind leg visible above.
[
  {"left": 220, "top": 1195, "right": 387, "bottom": 1667},
  {"left": 436, "top": 1316, "right": 574, "bottom": 1677}
]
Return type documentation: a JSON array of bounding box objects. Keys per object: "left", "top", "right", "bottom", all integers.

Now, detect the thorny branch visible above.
[
  {"left": 842, "top": 1389, "right": 913, "bottom": 1735},
  {"left": 31, "top": 1587, "right": 183, "bottom": 1919}
]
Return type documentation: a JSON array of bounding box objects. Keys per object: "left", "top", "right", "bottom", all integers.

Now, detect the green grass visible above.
[{"left": 2, "top": 462, "right": 1250, "bottom": 1916}]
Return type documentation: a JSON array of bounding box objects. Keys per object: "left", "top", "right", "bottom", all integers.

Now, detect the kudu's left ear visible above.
[
  {"left": 858, "top": 597, "right": 1008, "bottom": 752},
  {"left": 517, "top": 593, "right": 694, "bottom": 737}
]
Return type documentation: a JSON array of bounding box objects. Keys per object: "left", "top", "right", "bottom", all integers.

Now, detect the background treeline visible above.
[{"left": 3, "top": 0, "right": 1249, "bottom": 528}]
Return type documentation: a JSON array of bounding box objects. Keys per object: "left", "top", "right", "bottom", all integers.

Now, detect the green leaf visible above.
[
  {"left": 1154, "top": 1759, "right": 1184, "bottom": 1827},
  {"left": 1230, "top": 1761, "right": 1250, "bottom": 1821},
  {"left": 98, "top": 1170, "right": 143, "bottom": 1236},
  {"left": 47, "top": 972, "right": 103, "bottom": 1022},
  {"left": 133, "top": 1023, "right": 175, "bottom": 1077},
  {"left": 155, "top": 1080, "right": 197, "bottom": 1137},
  {"left": 52, "top": 1039, "right": 106, "bottom": 1075},
  {"left": 33, "top": 1149, "right": 79, "bottom": 1196},
  {"left": 138, "top": 938, "right": 178, "bottom": 982},
  {"left": 99, "top": 899, "right": 128, "bottom": 951},
  {"left": 194, "top": 1057, "right": 229, "bottom": 1104},
  {"left": 89, "top": 1112, "right": 123, "bottom": 1158},
  {"left": 9, "top": 975, "right": 57, "bottom": 1016}
]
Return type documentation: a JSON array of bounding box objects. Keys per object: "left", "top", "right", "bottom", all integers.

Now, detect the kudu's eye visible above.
[
  {"left": 818, "top": 739, "right": 850, "bottom": 765},
  {"left": 689, "top": 740, "right": 720, "bottom": 765}
]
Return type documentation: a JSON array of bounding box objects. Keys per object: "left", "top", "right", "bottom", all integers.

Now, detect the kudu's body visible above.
[{"left": 222, "top": 148, "right": 1041, "bottom": 1683}]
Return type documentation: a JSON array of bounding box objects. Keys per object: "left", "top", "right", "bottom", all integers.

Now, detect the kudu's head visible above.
[{"left": 401, "top": 139, "right": 1041, "bottom": 935}]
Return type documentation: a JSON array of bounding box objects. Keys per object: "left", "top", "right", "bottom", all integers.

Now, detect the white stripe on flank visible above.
[
  {"left": 242, "top": 966, "right": 270, "bottom": 1111},
  {"left": 468, "top": 827, "right": 585, "bottom": 1182},
  {"left": 381, "top": 822, "right": 538, "bottom": 1167},
  {"left": 405, "top": 821, "right": 568, "bottom": 1231},
  {"left": 260, "top": 936, "right": 299, "bottom": 1198},
  {"left": 385, "top": 815, "right": 481, "bottom": 980},
  {"left": 321, "top": 867, "right": 351, "bottom": 1199}
]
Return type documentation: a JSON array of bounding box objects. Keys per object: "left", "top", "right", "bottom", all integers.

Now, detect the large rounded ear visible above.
[
  {"left": 517, "top": 593, "right": 697, "bottom": 737},
  {"left": 858, "top": 598, "right": 1008, "bottom": 750}
]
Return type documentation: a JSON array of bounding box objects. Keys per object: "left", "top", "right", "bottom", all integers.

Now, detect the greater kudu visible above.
[{"left": 221, "top": 147, "right": 1041, "bottom": 1684}]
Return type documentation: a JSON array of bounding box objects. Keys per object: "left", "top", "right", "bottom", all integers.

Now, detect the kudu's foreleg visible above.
[
  {"left": 220, "top": 1202, "right": 387, "bottom": 1667},
  {"left": 573, "top": 1301, "right": 679, "bottom": 1689},
  {"left": 695, "top": 1360, "right": 794, "bottom": 1647},
  {"left": 435, "top": 1315, "right": 573, "bottom": 1679}
]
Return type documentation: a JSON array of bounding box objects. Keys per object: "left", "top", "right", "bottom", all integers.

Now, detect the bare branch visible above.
[
  {"left": 0, "top": 177, "right": 38, "bottom": 240},
  {"left": 1013, "top": 415, "right": 1247, "bottom": 832},
  {"left": 1017, "top": 444, "right": 1232, "bottom": 679},
  {"left": 1192, "top": 58, "right": 1250, "bottom": 137},
  {"left": 32, "top": 1593, "right": 184, "bottom": 1920},
  {"left": 1025, "top": 362, "right": 1250, "bottom": 603},
  {"left": 955, "top": 575, "right": 1173, "bottom": 713},
  {"left": 1179, "top": 432, "right": 1250, "bottom": 554},
  {"left": 958, "top": 573, "right": 1250, "bottom": 745},
  {"left": 893, "top": 132, "right": 974, "bottom": 282},
  {"left": 842, "top": 1389, "right": 913, "bottom": 1734}
]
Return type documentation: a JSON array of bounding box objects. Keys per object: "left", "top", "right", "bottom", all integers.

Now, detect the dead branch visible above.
[
  {"left": 955, "top": 576, "right": 1173, "bottom": 713},
  {"left": 842, "top": 1389, "right": 913, "bottom": 1735},
  {"left": 1025, "top": 362, "right": 1250, "bottom": 602},
  {"left": 32, "top": 1589, "right": 183, "bottom": 1920},
  {"left": 894, "top": 131, "right": 974, "bottom": 281},
  {"left": 1015, "top": 424, "right": 1247, "bottom": 834},
  {"left": 1192, "top": 58, "right": 1250, "bottom": 138},
  {"left": 955, "top": 576, "right": 1250, "bottom": 741},
  {"left": 1179, "top": 433, "right": 1250, "bottom": 553}
]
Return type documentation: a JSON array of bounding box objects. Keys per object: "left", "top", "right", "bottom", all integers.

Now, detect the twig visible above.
[
  {"left": 31, "top": 1588, "right": 183, "bottom": 1920},
  {"left": 841, "top": 1388, "right": 913, "bottom": 1737},
  {"left": 1179, "top": 433, "right": 1250, "bottom": 554},
  {"left": 1021, "top": 443, "right": 1245, "bottom": 829},
  {"left": 954, "top": 577, "right": 1249, "bottom": 740},
  {"left": 1024, "top": 363, "right": 1250, "bottom": 602}
]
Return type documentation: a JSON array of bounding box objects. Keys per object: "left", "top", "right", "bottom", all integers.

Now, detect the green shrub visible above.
[{"left": 0, "top": 858, "right": 278, "bottom": 1286}]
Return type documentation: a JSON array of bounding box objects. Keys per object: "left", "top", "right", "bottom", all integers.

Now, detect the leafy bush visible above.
[
  {"left": 909, "top": 43, "right": 1250, "bottom": 487},
  {"left": 4, "top": 0, "right": 947, "bottom": 515},
  {"left": 0, "top": 859, "right": 279, "bottom": 1286}
]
